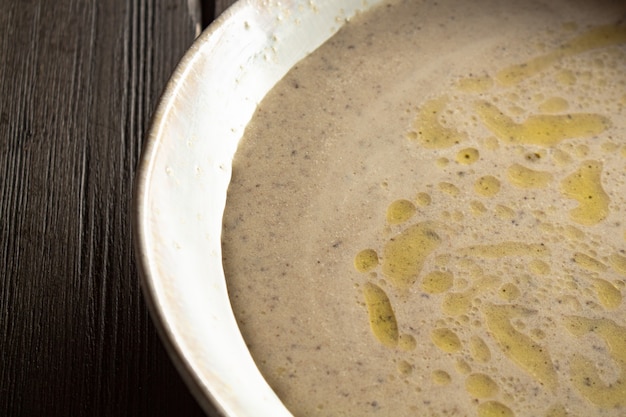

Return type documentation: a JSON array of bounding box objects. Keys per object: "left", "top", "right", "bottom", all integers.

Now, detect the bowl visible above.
[
  {"left": 132, "top": 1, "right": 384, "bottom": 415},
  {"left": 135, "top": 0, "right": 626, "bottom": 415}
]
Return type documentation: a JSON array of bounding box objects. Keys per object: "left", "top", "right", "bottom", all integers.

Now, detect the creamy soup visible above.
[{"left": 221, "top": 0, "right": 626, "bottom": 415}]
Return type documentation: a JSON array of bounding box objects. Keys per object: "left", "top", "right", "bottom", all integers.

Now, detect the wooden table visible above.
[{"left": 1, "top": 1, "right": 235, "bottom": 415}]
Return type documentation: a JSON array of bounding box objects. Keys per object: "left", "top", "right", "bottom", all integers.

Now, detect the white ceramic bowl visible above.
[{"left": 133, "top": 1, "right": 385, "bottom": 415}]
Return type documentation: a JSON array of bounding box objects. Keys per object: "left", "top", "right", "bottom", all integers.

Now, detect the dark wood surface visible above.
[{"left": 1, "top": 0, "right": 234, "bottom": 415}]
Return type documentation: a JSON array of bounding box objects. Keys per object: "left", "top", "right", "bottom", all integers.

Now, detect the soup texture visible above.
[{"left": 222, "top": 0, "right": 626, "bottom": 415}]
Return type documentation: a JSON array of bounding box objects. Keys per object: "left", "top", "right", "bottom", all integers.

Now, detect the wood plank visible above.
[
  {"left": 215, "top": 0, "right": 236, "bottom": 18},
  {"left": 0, "top": 0, "right": 215, "bottom": 415}
]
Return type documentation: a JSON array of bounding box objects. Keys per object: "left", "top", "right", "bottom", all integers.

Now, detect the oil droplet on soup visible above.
[
  {"left": 465, "top": 373, "right": 499, "bottom": 398},
  {"left": 592, "top": 279, "right": 622, "bottom": 310},
  {"left": 456, "top": 147, "right": 480, "bottom": 164},
  {"left": 477, "top": 401, "right": 514, "bottom": 417},
  {"left": 456, "top": 358, "right": 472, "bottom": 374},
  {"left": 538, "top": 97, "right": 569, "bottom": 113},
  {"left": 398, "top": 333, "right": 417, "bottom": 351},
  {"left": 432, "top": 369, "right": 452, "bottom": 385},
  {"left": 494, "top": 204, "right": 515, "bottom": 220},
  {"left": 475, "top": 101, "right": 610, "bottom": 147},
  {"left": 563, "top": 316, "right": 626, "bottom": 407},
  {"left": 430, "top": 327, "right": 462, "bottom": 353},
  {"left": 438, "top": 181, "right": 461, "bottom": 197},
  {"left": 572, "top": 251, "right": 607, "bottom": 273},
  {"left": 409, "top": 96, "right": 467, "bottom": 149},
  {"left": 496, "top": 23, "right": 626, "bottom": 86},
  {"left": 381, "top": 222, "right": 441, "bottom": 289},
  {"left": 354, "top": 249, "right": 379, "bottom": 272},
  {"left": 610, "top": 253, "right": 626, "bottom": 276},
  {"left": 386, "top": 199, "right": 416, "bottom": 224},
  {"left": 441, "top": 274, "right": 499, "bottom": 316},
  {"left": 482, "top": 303, "right": 557, "bottom": 390},
  {"left": 474, "top": 175, "right": 501, "bottom": 197},
  {"left": 560, "top": 161, "right": 610, "bottom": 225},
  {"left": 456, "top": 74, "right": 494, "bottom": 93},
  {"left": 397, "top": 359, "right": 413, "bottom": 376},
  {"left": 507, "top": 163, "right": 553, "bottom": 188},
  {"left": 363, "top": 282, "right": 399, "bottom": 348},
  {"left": 421, "top": 270, "right": 454, "bottom": 294},
  {"left": 415, "top": 192, "right": 432, "bottom": 206},
  {"left": 498, "top": 283, "right": 521, "bottom": 302},
  {"left": 469, "top": 336, "right": 491, "bottom": 363}
]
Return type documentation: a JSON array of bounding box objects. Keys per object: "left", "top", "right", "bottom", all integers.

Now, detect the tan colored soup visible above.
[{"left": 221, "top": 0, "right": 626, "bottom": 415}]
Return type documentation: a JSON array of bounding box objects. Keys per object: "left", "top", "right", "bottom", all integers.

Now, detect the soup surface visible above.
[{"left": 221, "top": 0, "right": 626, "bottom": 415}]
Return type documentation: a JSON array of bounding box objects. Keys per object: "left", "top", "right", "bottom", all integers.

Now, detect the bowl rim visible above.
[
  {"left": 132, "top": 0, "right": 385, "bottom": 415},
  {"left": 132, "top": 3, "right": 246, "bottom": 415}
]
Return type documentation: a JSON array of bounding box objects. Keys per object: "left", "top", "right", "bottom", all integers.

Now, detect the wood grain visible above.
[
  {"left": 215, "top": 0, "right": 234, "bottom": 17},
  {"left": 0, "top": 0, "right": 234, "bottom": 415}
]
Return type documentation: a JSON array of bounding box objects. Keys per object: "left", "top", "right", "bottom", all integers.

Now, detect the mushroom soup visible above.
[{"left": 222, "top": 0, "right": 626, "bottom": 415}]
